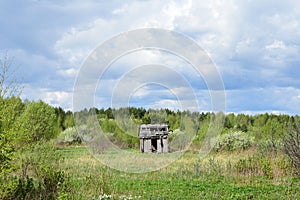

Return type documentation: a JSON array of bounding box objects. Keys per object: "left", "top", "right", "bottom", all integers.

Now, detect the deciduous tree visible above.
[{"left": 18, "top": 100, "right": 57, "bottom": 143}]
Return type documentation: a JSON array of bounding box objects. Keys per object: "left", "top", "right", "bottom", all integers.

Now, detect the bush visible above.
[
  {"left": 257, "top": 139, "right": 283, "bottom": 155},
  {"left": 283, "top": 124, "right": 300, "bottom": 175},
  {"left": 214, "top": 131, "right": 254, "bottom": 152},
  {"left": 57, "top": 127, "right": 82, "bottom": 145},
  {"left": 0, "top": 142, "right": 69, "bottom": 199},
  {"left": 234, "top": 155, "right": 273, "bottom": 178}
]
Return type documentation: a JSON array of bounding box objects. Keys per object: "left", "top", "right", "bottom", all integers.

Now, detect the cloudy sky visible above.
[{"left": 1, "top": 0, "right": 300, "bottom": 114}]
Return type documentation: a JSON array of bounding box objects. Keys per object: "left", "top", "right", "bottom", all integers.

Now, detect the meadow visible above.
[
  {"left": 57, "top": 146, "right": 299, "bottom": 199},
  {"left": 1, "top": 98, "right": 299, "bottom": 199}
]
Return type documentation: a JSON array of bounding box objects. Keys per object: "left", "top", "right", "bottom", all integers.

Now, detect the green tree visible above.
[
  {"left": 0, "top": 54, "right": 26, "bottom": 198},
  {"left": 54, "top": 107, "right": 65, "bottom": 134},
  {"left": 167, "top": 113, "right": 180, "bottom": 131},
  {"left": 224, "top": 113, "right": 235, "bottom": 129},
  {"left": 105, "top": 108, "right": 114, "bottom": 119},
  {"left": 0, "top": 97, "right": 25, "bottom": 175},
  {"left": 141, "top": 112, "right": 151, "bottom": 124},
  {"left": 236, "top": 113, "right": 250, "bottom": 132},
  {"left": 148, "top": 109, "right": 167, "bottom": 124},
  {"left": 63, "top": 111, "right": 75, "bottom": 128},
  {"left": 253, "top": 113, "right": 269, "bottom": 128},
  {"left": 18, "top": 100, "right": 57, "bottom": 143},
  {"left": 0, "top": 53, "right": 24, "bottom": 175},
  {"left": 262, "top": 117, "right": 285, "bottom": 150}
]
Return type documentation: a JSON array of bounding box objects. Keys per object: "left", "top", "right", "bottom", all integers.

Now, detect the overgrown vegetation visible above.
[
  {"left": 55, "top": 146, "right": 299, "bottom": 199},
  {"left": 214, "top": 131, "right": 254, "bottom": 152},
  {"left": 283, "top": 123, "right": 300, "bottom": 174},
  {"left": 0, "top": 54, "right": 69, "bottom": 199},
  {"left": 0, "top": 54, "right": 299, "bottom": 199}
]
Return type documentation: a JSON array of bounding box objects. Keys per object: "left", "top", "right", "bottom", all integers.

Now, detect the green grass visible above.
[
  {"left": 58, "top": 146, "right": 300, "bottom": 200},
  {"left": 111, "top": 176, "right": 298, "bottom": 199},
  {"left": 57, "top": 145, "right": 89, "bottom": 158}
]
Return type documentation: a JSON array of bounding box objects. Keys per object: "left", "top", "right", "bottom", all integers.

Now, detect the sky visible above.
[{"left": 1, "top": 0, "right": 300, "bottom": 114}]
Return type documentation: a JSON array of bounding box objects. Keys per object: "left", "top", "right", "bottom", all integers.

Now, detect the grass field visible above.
[{"left": 58, "top": 146, "right": 300, "bottom": 199}]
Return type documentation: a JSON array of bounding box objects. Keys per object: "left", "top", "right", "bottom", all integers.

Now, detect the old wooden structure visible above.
[{"left": 138, "top": 124, "right": 169, "bottom": 153}]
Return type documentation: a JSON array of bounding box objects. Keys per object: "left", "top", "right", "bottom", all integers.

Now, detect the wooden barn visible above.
[{"left": 138, "top": 124, "right": 169, "bottom": 153}]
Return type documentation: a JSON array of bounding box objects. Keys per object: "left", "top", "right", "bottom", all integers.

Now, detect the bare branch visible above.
[{"left": 0, "top": 52, "right": 23, "bottom": 98}]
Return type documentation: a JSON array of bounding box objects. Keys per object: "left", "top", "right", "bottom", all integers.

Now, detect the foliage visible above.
[
  {"left": 0, "top": 142, "right": 69, "bottom": 199},
  {"left": 63, "top": 111, "right": 75, "bottom": 129},
  {"left": 0, "top": 61, "right": 68, "bottom": 198},
  {"left": 0, "top": 97, "right": 25, "bottom": 175},
  {"left": 234, "top": 155, "right": 274, "bottom": 178},
  {"left": 0, "top": 53, "right": 24, "bottom": 178},
  {"left": 257, "top": 139, "right": 284, "bottom": 155},
  {"left": 169, "top": 129, "right": 191, "bottom": 152},
  {"left": 60, "top": 108, "right": 300, "bottom": 153},
  {"left": 17, "top": 100, "right": 57, "bottom": 143},
  {"left": 99, "top": 119, "right": 139, "bottom": 148},
  {"left": 57, "top": 127, "right": 81, "bottom": 145},
  {"left": 113, "top": 108, "right": 139, "bottom": 137},
  {"left": 214, "top": 131, "right": 254, "bottom": 152},
  {"left": 147, "top": 109, "right": 167, "bottom": 124},
  {"left": 283, "top": 123, "right": 300, "bottom": 174},
  {"left": 167, "top": 113, "right": 180, "bottom": 131}
]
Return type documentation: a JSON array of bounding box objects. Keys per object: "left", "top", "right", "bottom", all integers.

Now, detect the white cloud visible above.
[
  {"left": 57, "top": 68, "right": 78, "bottom": 78},
  {"left": 152, "top": 99, "right": 181, "bottom": 111},
  {"left": 44, "top": 90, "right": 72, "bottom": 108},
  {"left": 2, "top": 0, "right": 300, "bottom": 114},
  {"left": 51, "top": 0, "right": 300, "bottom": 113},
  {"left": 22, "top": 86, "right": 72, "bottom": 110},
  {"left": 263, "top": 40, "right": 299, "bottom": 67},
  {"left": 265, "top": 40, "right": 286, "bottom": 50}
]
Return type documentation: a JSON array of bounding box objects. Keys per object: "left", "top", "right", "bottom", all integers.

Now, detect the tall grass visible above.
[{"left": 58, "top": 146, "right": 299, "bottom": 199}]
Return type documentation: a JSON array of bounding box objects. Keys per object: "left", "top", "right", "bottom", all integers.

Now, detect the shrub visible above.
[
  {"left": 214, "top": 131, "right": 254, "bottom": 152},
  {"left": 169, "top": 129, "right": 193, "bottom": 152},
  {"left": 283, "top": 124, "right": 300, "bottom": 175},
  {"left": 257, "top": 139, "right": 283, "bottom": 155},
  {"left": 57, "top": 127, "right": 82, "bottom": 145},
  {"left": 234, "top": 155, "right": 273, "bottom": 178},
  {"left": 0, "top": 142, "right": 69, "bottom": 199}
]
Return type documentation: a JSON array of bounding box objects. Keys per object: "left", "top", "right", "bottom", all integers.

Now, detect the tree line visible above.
[{"left": 0, "top": 54, "right": 299, "bottom": 198}]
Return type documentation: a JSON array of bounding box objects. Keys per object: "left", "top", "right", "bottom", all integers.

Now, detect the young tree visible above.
[
  {"left": 18, "top": 100, "right": 57, "bottom": 144},
  {"left": 224, "top": 113, "right": 235, "bottom": 129},
  {"left": 63, "top": 111, "right": 75, "bottom": 128},
  {"left": 0, "top": 97, "right": 25, "bottom": 174},
  {"left": 0, "top": 53, "right": 22, "bottom": 98},
  {"left": 283, "top": 122, "right": 300, "bottom": 174},
  {"left": 0, "top": 53, "right": 23, "bottom": 174}
]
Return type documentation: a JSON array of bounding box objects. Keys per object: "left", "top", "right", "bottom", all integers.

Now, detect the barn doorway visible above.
[{"left": 151, "top": 139, "right": 157, "bottom": 152}]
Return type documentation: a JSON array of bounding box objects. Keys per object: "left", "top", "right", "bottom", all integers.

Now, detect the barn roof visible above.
[{"left": 138, "top": 124, "right": 168, "bottom": 138}]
